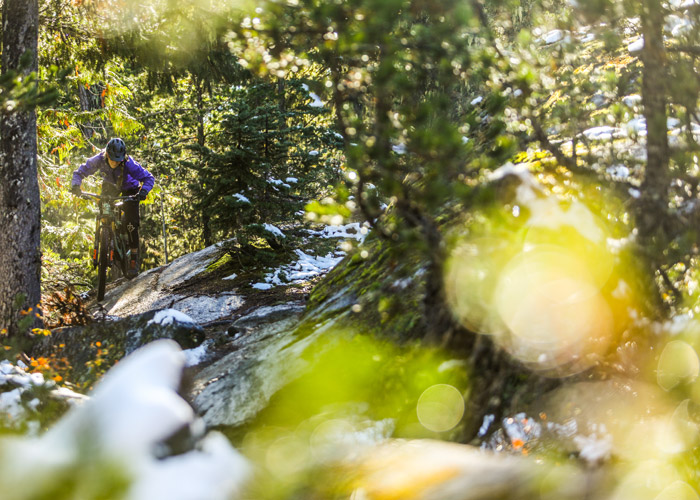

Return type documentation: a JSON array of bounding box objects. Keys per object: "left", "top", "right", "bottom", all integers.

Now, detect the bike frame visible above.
[{"left": 81, "top": 192, "right": 135, "bottom": 301}]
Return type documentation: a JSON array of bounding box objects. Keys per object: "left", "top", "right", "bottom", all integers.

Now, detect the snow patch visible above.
[
  {"left": 574, "top": 432, "right": 613, "bottom": 464},
  {"left": 541, "top": 29, "right": 568, "bottom": 44},
  {"left": 309, "top": 92, "right": 324, "bottom": 108},
  {"left": 263, "top": 223, "right": 286, "bottom": 239},
  {"left": 148, "top": 309, "right": 196, "bottom": 327},
  {"left": 582, "top": 126, "right": 624, "bottom": 141},
  {"left": 307, "top": 222, "right": 369, "bottom": 242},
  {"left": 622, "top": 94, "right": 642, "bottom": 107},
  {"left": 628, "top": 37, "right": 644, "bottom": 53},
  {"left": 233, "top": 193, "right": 250, "bottom": 204},
  {"left": 252, "top": 283, "right": 274, "bottom": 290},
  {"left": 0, "top": 341, "right": 251, "bottom": 500},
  {"left": 607, "top": 164, "right": 630, "bottom": 179},
  {"left": 183, "top": 340, "right": 213, "bottom": 367}
]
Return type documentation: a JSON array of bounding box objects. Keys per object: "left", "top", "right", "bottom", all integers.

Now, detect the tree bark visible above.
[
  {"left": 193, "top": 75, "right": 212, "bottom": 247},
  {"left": 638, "top": 0, "right": 669, "bottom": 239},
  {"left": 0, "top": 0, "right": 41, "bottom": 335}
]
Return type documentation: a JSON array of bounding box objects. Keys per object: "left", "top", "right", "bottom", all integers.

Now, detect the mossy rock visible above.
[{"left": 29, "top": 311, "right": 204, "bottom": 390}]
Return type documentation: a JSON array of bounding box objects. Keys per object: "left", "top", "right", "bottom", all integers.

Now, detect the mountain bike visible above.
[{"left": 80, "top": 191, "right": 137, "bottom": 301}]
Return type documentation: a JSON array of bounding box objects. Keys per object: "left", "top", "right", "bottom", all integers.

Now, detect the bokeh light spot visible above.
[
  {"left": 657, "top": 340, "right": 700, "bottom": 391},
  {"left": 416, "top": 384, "right": 464, "bottom": 432}
]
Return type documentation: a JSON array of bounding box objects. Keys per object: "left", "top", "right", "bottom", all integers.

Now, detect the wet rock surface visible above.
[{"left": 188, "top": 303, "right": 310, "bottom": 428}]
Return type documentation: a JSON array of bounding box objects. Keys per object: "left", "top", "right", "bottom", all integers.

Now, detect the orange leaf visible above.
[{"left": 512, "top": 439, "right": 524, "bottom": 449}]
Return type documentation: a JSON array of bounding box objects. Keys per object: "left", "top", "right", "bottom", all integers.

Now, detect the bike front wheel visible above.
[{"left": 97, "top": 225, "right": 110, "bottom": 301}]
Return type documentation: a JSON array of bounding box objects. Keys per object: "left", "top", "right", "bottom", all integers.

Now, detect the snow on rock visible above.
[
  {"left": 0, "top": 360, "right": 86, "bottom": 429},
  {"left": 148, "top": 309, "right": 196, "bottom": 327},
  {"left": 167, "top": 293, "right": 244, "bottom": 325},
  {"left": 628, "top": 37, "right": 644, "bottom": 53},
  {"left": 0, "top": 340, "right": 251, "bottom": 500},
  {"left": 183, "top": 339, "right": 213, "bottom": 368},
  {"left": 0, "top": 389, "right": 24, "bottom": 422},
  {"left": 223, "top": 272, "right": 237, "bottom": 281},
  {"left": 128, "top": 432, "right": 250, "bottom": 500},
  {"left": 263, "top": 223, "right": 286, "bottom": 239}
]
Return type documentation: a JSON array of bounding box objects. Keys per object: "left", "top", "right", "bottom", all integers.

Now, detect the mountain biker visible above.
[{"left": 70, "top": 137, "right": 155, "bottom": 278}]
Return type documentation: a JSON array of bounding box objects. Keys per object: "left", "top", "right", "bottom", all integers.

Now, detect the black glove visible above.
[
  {"left": 71, "top": 184, "right": 82, "bottom": 196},
  {"left": 135, "top": 190, "right": 148, "bottom": 202}
]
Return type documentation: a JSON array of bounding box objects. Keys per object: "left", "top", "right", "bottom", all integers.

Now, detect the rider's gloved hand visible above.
[
  {"left": 135, "top": 190, "right": 148, "bottom": 202},
  {"left": 71, "top": 184, "right": 82, "bottom": 196}
]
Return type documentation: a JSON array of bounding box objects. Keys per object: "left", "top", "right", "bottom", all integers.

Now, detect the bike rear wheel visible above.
[{"left": 97, "top": 225, "right": 110, "bottom": 301}]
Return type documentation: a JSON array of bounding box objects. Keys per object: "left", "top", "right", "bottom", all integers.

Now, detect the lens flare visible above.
[
  {"left": 445, "top": 180, "right": 624, "bottom": 375},
  {"left": 657, "top": 340, "right": 700, "bottom": 391},
  {"left": 416, "top": 384, "right": 465, "bottom": 433},
  {"left": 493, "top": 245, "right": 614, "bottom": 373}
]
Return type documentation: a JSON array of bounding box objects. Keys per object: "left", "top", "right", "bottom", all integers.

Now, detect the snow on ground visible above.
[
  {"left": 254, "top": 250, "right": 344, "bottom": 288},
  {"left": 251, "top": 222, "right": 370, "bottom": 289},
  {"left": 0, "top": 341, "right": 251, "bottom": 500},
  {"left": 307, "top": 222, "right": 369, "bottom": 241}
]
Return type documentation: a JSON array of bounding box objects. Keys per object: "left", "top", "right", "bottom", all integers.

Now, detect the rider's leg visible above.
[{"left": 122, "top": 191, "right": 141, "bottom": 278}]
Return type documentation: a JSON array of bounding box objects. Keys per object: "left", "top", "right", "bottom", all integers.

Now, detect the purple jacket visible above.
[{"left": 71, "top": 152, "right": 155, "bottom": 193}]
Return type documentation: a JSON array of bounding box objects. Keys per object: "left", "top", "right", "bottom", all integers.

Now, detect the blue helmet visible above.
[{"left": 106, "top": 137, "right": 127, "bottom": 162}]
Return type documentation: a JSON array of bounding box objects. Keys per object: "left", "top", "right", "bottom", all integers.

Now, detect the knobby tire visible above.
[{"left": 97, "top": 225, "right": 110, "bottom": 301}]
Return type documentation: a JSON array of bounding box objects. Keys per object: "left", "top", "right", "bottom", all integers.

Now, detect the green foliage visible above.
[
  {"left": 189, "top": 76, "right": 343, "bottom": 253},
  {"left": 241, "top": 332, "right": 468, "bottom": 498}
]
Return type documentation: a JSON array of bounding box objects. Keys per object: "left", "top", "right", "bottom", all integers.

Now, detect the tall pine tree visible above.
[{"left": 0, "top": 0, "right": 42, "bottom": 336}]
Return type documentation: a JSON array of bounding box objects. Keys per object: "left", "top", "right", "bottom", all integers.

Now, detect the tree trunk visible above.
[
  {"left": 193, "top": 75, "right": 212, "bottom": 247},
  {"left": 0, "top": 0, "right": 41, "bottom": 335},
  {"left": 638, "top": 0, "right": 669, "bottom": 239}
]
